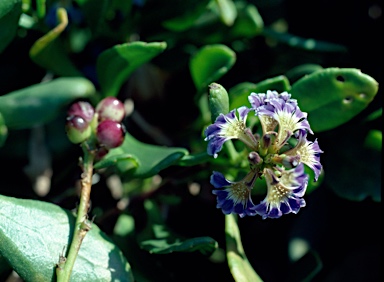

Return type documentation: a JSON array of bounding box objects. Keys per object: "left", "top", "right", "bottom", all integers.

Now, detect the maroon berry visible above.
[
  {"left": 96, "top": 120, "right": 124, "bottom": 149},
  {"left": 67, "top": 101, "right": 95, "bottom": 123},
  {"left": 65, "top": 116, "right": 91, "bottom": 144},
  {"left": 96, "top": 97, "right": 125, "bottom": 122}
]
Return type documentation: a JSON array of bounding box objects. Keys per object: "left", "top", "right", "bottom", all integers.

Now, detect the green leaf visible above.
[
  {"left": 229, "top": 2, "right": 264, "bottom": 38},
  {"left": 0, "top": 112, "right": 7, "bottom": 147},
  {"left": 229, "top": 75, "right": 290, "bottom": 110},
  {"left": 0, "top": 0, "right": 22, "bottom": 53},
  {"left": 0, "top": 77, "right": 96, "bottom": 129},
  {"left": 225, "top": 214, "right": 263, "bottom": 282},
  {"left": 290, "top": 68, "right": 379, "bottom": 132},
  {"left": 190, "top": 44, "right": 236, "bottom": 92},
  {"left": 97, "top": 41, "right": 167, "bottom": 97},
  {"left": 285, "top": 64, "right": 324, "bottom": 84},
  {"left": 0, "top": 194, "right": 133, "bottom": 282},
  {"left": 215, "top": 0, "right": 237, "bottom": 26},
  {"left": 105, "top": 131, "right": 189, "bottom": 178},
  {"left": 94, "top": 153, "right": 139, "bottom": 170},
  {"left": 141, "top": 237, "right": 218, "bottom": 255},
  {"left": 176, "top": 151, "right": 211, "bottom": 166}
]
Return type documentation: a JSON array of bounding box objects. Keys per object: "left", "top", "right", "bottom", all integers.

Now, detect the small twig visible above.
[{"left": 56, "top": 143, "right": 95, "bottom": 282}]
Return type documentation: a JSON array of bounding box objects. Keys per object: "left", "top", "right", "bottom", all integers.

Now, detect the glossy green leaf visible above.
[
  {"left": 0, "top": 77, "right": 96, "bottom": 129},
  {"left": 215, "top": 0, "right": 237, "bottom": 26},
  {"left": 0, "top": 112, "right": 7, "bottom": 147},
  {"left": 190, "top": 44, "right": 236, "bottom": 92},
  {"left": 225, "top": 214, "right": 263, "bottom": 282},
  {"left": 97, "top": 41, "right": 167, "bottom": 97},
  {"left": 229, "top": 75, "right": 290, "bottom": 110},
  {"left": 0, "top": 0, "right": 21, "bottom": 53},
  {"left": 229, "top": 2, "right": 264, "bottom": 38},
  {"left": 138, "top": 200, "right": 217, "bottom": 256},
  {"left": 105, "top": 131, "right": 189, "bottom": 178},
  {"left": 0, "top": 194, "right": 133, "bottom": 282},
  {"left": 290, "top": 68, "right": 379, "bottom": 132}
]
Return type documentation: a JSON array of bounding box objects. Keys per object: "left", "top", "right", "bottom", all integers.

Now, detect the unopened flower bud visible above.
[
  {"left": 248, "top": 151, "right": 262, "bottom": 166},
  {"left": 96, "top": 97, "right": 125, "bottom": 122},
  {"left": 67, "top": 101, "right": 95, "bottom": 123},
  {"left": 96, "top": 120, "right": 124, "bottom": 149},
  {"left": 65, "top": 116, "right": 92, "bottom": 144},
  {"left": 208, "top": 83, "right": 229, "bottom": 123}
]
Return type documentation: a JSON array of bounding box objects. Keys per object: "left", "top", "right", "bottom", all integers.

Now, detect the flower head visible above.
[{"left": 204, "top": 90, "right": 323, "bottom": 219}]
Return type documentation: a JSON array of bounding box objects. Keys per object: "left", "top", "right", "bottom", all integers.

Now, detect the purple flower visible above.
[
  {"left": 204, "top": 106, "right": 257, "bottom": 158},
  {"left": 250, "top": 91, "right": 313, "bottom": 149},
  {"left": 252, "top": 164, "right": 308, "bottom": 219},
  {"left": 211, "top": 171, "right": 258, "bottom": 218},
  {"left": 285, "top": 130, "right": 323, "bottom": 181}
]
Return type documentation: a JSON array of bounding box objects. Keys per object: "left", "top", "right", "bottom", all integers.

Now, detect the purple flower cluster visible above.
[
  {"left": 66, "top": 97, "right": 126, "bottom": 152},
  {"left": 204, "top": 90, "right": 323, "bottom": 219}
]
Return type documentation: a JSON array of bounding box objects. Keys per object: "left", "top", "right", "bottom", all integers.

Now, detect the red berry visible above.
[
  {"left": 65, "top": 116, "right": 91, "bottom": 144},
  {"left": 96, "top": 120, "right": 124, "bottom": 149},
  {"left": 68, "top": 101, "right": 95, "bottom": 123},
  {"left": 96, "top": 97, "right": 125, "bottom": 122}
]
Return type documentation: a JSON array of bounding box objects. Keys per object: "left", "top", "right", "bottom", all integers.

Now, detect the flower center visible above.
[{"left": 231, "top": 182, "right": 249, "bottom": 202}]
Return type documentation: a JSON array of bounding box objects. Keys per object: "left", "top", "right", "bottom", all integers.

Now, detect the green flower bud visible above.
[{"left": 208, "top": 83, "right": 229, "bottom": 123}]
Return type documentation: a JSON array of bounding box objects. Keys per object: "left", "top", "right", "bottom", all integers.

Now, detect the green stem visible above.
[
  {"left": 224, "top": 141, "right": 239, "bottom": 163},
  {"left": 56, "top": 144, "right": 95, "bottom": 282}
]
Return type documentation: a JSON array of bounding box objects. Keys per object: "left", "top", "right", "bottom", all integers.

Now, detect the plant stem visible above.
[{"left": 56, "top": 144, "right": 95, "bottom": 282}]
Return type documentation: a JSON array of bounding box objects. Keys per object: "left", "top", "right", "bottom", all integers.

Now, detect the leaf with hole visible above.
[
  {"left": 0, "top": 194, "right": 133, "bottom": 282},
  {"left": 290, "top": 68, "right": 379, "bottom": 132}
]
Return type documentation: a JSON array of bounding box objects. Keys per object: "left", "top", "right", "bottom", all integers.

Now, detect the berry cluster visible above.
[{"left": 66, "top": 97, "right": 126, "bottom": 152}]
